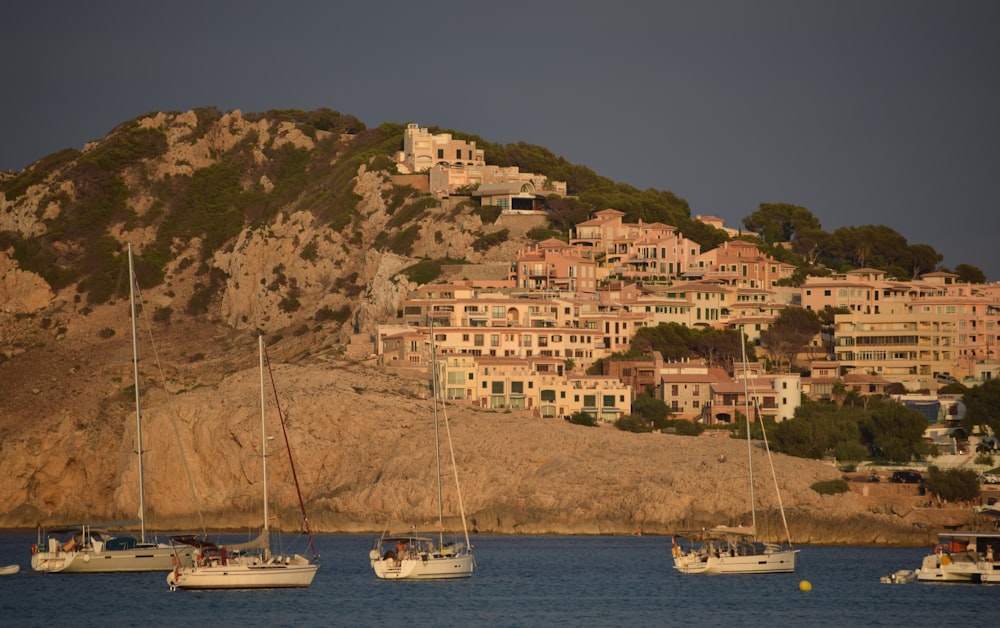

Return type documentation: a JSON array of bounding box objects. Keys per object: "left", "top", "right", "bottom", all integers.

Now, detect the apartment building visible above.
[
  {"left": 706, "top": 369, "right": 801, "bottom": 424},
  {"left": 833, "top": 311, "right": 958, "bottom": 389},
  {"left": 378, "top": 315, "right": 631, "bottom": 373},
  {"left": 629, "top": 280, "right": 728, "bottom": 328},
  {"left": 801, "top": 268, "right": 948, "bottom": 315},
  {"left": 571, "top": 209, "right": 702, "bottom": 282},
  {"left": 686, "top": 239, "right": 796, "bottom": 289},
  {"left": 514, "top": 239, "right": 599, "bottom": 294},
  {"left": 437, "top": 355, "right": 631, "bottom": 421},
  {"left": 620, "top": 222, "right": 701, "bottom": 281},
  {"left": 659, "top": 359, "right": 725, "bottom": 421},
  {"left": 911, "top": 287, "right": 1000, "bottom": 381}
]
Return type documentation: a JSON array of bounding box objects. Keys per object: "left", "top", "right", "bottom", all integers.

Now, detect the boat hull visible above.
[
  {"left": 371, "top": 553, "right": 475, "bottom": 580},
  {"left": 32, "top": 544, "right": 193, "bottom": 573},
  {"left": 673, "top": 548, "right": 798, "bottom": 575},
  {"left": 168, "top": 560, "right": 318, "bottom": 589},
  {"left": 916, "top": 554, "right": 996, "bottom": 583}
]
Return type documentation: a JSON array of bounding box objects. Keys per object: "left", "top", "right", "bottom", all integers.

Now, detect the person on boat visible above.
[
  {"left": 988, "top": 544, "right": 995, "bottom": 562},
  {"left": 388, "top": 539, "right": 407, "bottom": 564}
]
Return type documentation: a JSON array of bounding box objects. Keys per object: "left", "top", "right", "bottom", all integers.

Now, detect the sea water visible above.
[{"left": 1, "top": 530, "right": 996, "bottom": 627}]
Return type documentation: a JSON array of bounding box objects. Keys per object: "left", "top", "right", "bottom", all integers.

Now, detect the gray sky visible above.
[{"left": 3, "top": 1, "right": 998, "bottom": 279}]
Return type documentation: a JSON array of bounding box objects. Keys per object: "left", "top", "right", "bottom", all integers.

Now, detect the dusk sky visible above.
[{"left": 3, "top": 1, "right": 998, "bottom": 279}]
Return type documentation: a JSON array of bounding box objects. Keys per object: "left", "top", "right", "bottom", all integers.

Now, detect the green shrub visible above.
[
  {"left": 664, "top": 419, "right": 705, "bottom": 436},
  {"left": 387, "top": 196, "right": 438, "bottom": 229},
  {"left": 278, "top": 296, "right": 301, "bottom": 313},
  {"left": 568, "top": 411, "right": 598, "bottom": 427},
  {"left": 811, "top": 479, "right": 850, "bottom": 495},
  {"left": 615, "top": 415, "right": 653, "bottom": 433},
  {"left": 471, "top": 229, "right": 509, "bottom": 252},
  {"left": 474, "top": 205, "right": 502, "bottom": 223},
  {"left": 526, "top": 226, "right": 566, "bottom": 242},
  {"left": 368, "top": 154, "right": 395, "bottom": 172},
  {"left": 401, "top": 259, "right": 443, "bottom": 285},
  {"left": 153, "top": 306, "right": 173, "bottom": 323},
  {"left": 315, "top": 304, "right": 351, "bottom": 323},
  {"left": 300, "top": 240, "right": 319, "bottom": 262},
  {"left": 187, "top": 284, "right": 212, "bottom": 315},
  {"left": 389, "top": 224, "right": 421, "bottom": 255},
  {"left": 924, "top": 465, "right": 981, "bottom": 502}
]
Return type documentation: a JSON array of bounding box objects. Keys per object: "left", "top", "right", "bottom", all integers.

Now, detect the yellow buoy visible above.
[{"left": 799, "top": 580, "right": 812, "bottom": 592}]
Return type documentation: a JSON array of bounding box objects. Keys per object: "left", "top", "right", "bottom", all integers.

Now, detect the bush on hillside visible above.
[{"left": 810, "top": 479, "right": 850, "bottom": 495}]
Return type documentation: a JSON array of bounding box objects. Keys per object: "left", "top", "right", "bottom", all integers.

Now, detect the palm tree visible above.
[{"left": 832, "top": 381, "right": 847, "bottom": 408}]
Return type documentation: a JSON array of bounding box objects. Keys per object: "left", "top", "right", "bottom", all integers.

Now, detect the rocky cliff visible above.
[{"left": 0, "top": 108, "right": 981, "bottom": 544}]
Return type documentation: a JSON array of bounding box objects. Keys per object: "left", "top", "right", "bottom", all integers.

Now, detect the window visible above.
[
  {"left": 491, "top": 381, "right": 504, "bottom": 394},
  {"left": 603, "top": 395, "right": 615, "bottom": 407},
  {"left": 437, "top": 149, "right": 444, "bottom": 158},
  {"left": 583, "top": 394, "right": 596, "bottom": 407},
  {"left": 474, "top": 334, "right": 484, "bottom": 347},
  {"left": 541, "top": 389, "right": 556, "bottom": 402},
  {"left": 511, "top": 381, "right": 524, "bottom": 394}
]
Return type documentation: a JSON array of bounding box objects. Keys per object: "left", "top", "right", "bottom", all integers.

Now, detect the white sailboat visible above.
[
  {"left": 672, "top": 325, "right": 798, "bottom": 575},
  {"left": 370, "top": 324, "right": 475, "bottom": 579},
  {"left": 31, "top": 243, "right": 195, "bottom": 573},
  {"left": 167, "top": 333, "right": 319, "bottom": 590}
]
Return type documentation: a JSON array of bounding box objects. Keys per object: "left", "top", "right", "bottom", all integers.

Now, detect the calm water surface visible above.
[{"left": 1, "top": 531, "right": 995, "bottom": 627}]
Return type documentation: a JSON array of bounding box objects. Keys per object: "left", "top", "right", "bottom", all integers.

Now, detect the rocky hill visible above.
[{"left": 0, "top": 108, "right": 984, "bottom": 544}]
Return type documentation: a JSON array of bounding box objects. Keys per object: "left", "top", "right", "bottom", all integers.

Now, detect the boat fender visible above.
[
  {"left": 31, "top": 544, "right": 37, "bottom": 555},
  {"left": 172, "top": 556, "right": 178, "bottom": 567},
  {"left": 82, "top": 553, "right": 90, "bottom": 563}
]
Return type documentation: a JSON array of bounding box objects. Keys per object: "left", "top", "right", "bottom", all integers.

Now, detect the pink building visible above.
[
  {"left": 687, "top": 240, "right": 796, "bottom": 289},
  {"left": 514, "top": 239, "right": 599, "bottom": 295}
]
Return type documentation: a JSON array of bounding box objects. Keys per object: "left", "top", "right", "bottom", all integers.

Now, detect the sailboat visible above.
[
  {"left": 167, "top": 333, "right": 319, "bottom": 590},
  {"left": 672, "top": 325, "right": 798, "bottom": 575},
  {"left": 369, "top": 323, "right": 475, "bottom": 579},
  {"left": 31, "top": 243, "right": 195, "bottom": 573}
]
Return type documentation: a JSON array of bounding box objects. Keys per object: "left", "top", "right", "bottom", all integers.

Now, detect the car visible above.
[
  {"left": 890, "top": 470, "right": 923, "bottom": 484},
  {"left": 980, "top": 473, "right": 1000, "bottom": 485}
]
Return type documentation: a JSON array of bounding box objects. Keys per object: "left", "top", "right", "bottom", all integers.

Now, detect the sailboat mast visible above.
[
  {"left": 740, "top": 325, "right": 757, "bottom": 533},
  {"left": 128, "top": 243, "right": 147, "bottom": 544},
  {"left": 259, "top": 333, "right": 269, "bottom": 533},
  {"left": 429, "top": 320, "right": 445, "bottom": 546}
]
